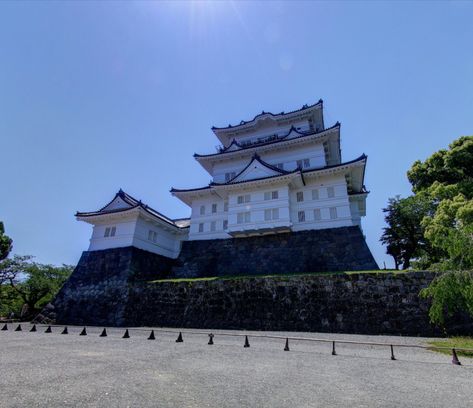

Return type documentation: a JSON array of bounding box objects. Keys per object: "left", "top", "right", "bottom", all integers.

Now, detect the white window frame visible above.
[
  {"left": 313, "top": 208, "right": 322, "bottom": 221},
  {"left": 327, "top": 186, "right": 335, "bottom": 198},
  {"left": 212, "top": 203, "right": 217, "bottom": 214},
  {"left": 330, "top": 207, "right": 338, "bottom": 219},
  {"left": 198, "top": 223, "right": 204, "bottom": 232},
  {"left": 200, "top": 205, "right": 205, "bottom": 216},
  {"left": 296, "top": 191, "right": 304, "bottom": 202},
  {"left": 223, "top": 219, "right": 228, "bottom": 230},
  {"left": 210, "top": 221, "right": 216, "bottom": 232},
  {"left": 312, "top": 189, "right": 319, "bottom": 200},
  {"left": 298, "top": 210, "right": 306, "bottom": 222}
]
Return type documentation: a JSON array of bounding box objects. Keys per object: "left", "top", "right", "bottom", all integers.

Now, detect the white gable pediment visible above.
[
  {"left": 101, "top": 196, "right": 134, "bottom": 212},
  {"left": 232, "top": 159, "right": 281, "bottom": 183}
]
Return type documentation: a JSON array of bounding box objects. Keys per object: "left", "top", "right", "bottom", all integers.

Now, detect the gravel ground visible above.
[{"left": 0, "top": 325, "right": 472, "bottom": 408}]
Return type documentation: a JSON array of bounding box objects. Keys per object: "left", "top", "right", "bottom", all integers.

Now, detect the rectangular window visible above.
[
  {"left": 210, "top": 221, "right": 216, "bottom": 231},
  {"left": 330, "top": 207, "right": 338, "bottom": 219},
  {"left": 314, "top": 208, "right": 322, "bottom": 221},
  {"left": 298, "top": 210, "right": 306, "bottom": 222},
  {"left": 264, "top": 192, "right": 271, "bottom": 201},
  {"left": 224, "top": 202, "right": 228, "bottom": 212},
  {"left": 265, "top": 209, "right": 280, "bottom": 221},
  {"left": 327, "top": 186, "right": 335, "bottom": 198},
  {"left": 148, "top": 230, "right": 157, "bottom": 242},
  {"left": 104, "top": 227, "right": 111, "bottom": 237},
  {"left": 303, "top": 159, "right": 310, "bottom": 168},
  {"left": 272, "top": 190, "right": 279, "bottom": 199},
  {"left": 296, "top": 191, "right": 304, "bottom": 202},
  {"left": 200, "top": 205, "right": 205, "bottom": 215},
  {"left": 225, "top": 172, "right": 236, "bottom": 182},
  {"left": 110, "top": 227, "right": 116, "bottom": 237},
  {"left": 312, "top": 189, "right": 319, "bottom": 200},
  {"left": 237, "top": 194, "right": 250, "bottom": 204},
  {"left": 237, "top": 211, "right": 251, "bottom": 224},
  {"left": 296, "top": 159, "right": 303, "bottom": 168},
  {"left": 264, "top": 191, "right": 278, "bottom": 200},
  {"left": 198, "top": 223, "right": 204, "bottom": 232},
  {"left": 223, "top": 219, "right": 228, "bottom": 230},
  {"left": 212, "top": 203, "right": 217, "bottom": 213}
]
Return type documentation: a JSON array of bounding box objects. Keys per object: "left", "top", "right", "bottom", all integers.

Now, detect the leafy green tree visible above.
[
  {"left": 0, "top": 256, "right": 73, "bottom": 318},
  {"left": 380, "top": 195, "right": 435, "bottom": 269},
  {"left": 0, "top": 221, "right": 13, "bottom": 261},
  {"left": 421, "top": 270, "right": 473, "bottom": 326}
]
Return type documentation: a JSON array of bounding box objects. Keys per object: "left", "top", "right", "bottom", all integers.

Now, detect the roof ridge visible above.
[{"left": 211, "top": 99, "right": 323, "bottom": 131}]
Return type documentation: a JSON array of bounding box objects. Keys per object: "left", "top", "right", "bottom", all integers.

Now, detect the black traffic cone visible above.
[
  {"left": 79, "top": 327, "right": 87, "bottom": 336},
  {"left": 61, "top": 327, "right": 68, "bottom": 335},
  {"left": 284, "top": 338, "right": 290, "bottom": 351},
  {"left": 148, "top": 330, "right": 155, "bottom": 340},
  {"left": 176, "top": 332, "right": 183, "bottom": 343},
  {"left": 208, "top": 334, "right": 214, "bottom": 345},
  {"left": 244, "top": 335, "right": 250, "bottom": 348},
  {"left": 100, "top": 328, "right": 107, "bottom": 337},
  {"left": 122, "top": 329, "right": 130, "bottom": 339},
  {"left": 452, "top": 348, "right": 462, "bottom": 366},
  {"left": 30, "top": 324, "right": 37, "bottom": 332},
  {"left": 15, "top": 324, "right": 22, "bottom": 332},
  {"left": 332, "top": 341, "right": 337, "bottom": 356},
  {"left": 1, "top": 324, "right": 7, "bottom": 331},
  {"left": 45, "top": 326, "right": 52, "bottom": 333},
  {"left": 390, "top": 345, "right": 396, "bottom": 361}
]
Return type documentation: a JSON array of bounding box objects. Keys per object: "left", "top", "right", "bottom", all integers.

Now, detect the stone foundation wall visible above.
[
  {"left": 124, "top": 272, "right": 472, "bottom": 336},
  {"left": 173, "top": 226, "right": 378, "bottom": 278}
]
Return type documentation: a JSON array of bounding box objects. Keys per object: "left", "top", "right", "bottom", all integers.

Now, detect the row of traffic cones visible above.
[{"left": 0, "top": 323, "right": 463, "bottom": 364}]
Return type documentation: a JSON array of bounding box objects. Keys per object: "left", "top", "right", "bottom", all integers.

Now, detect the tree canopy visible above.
[{"left": 0, "top": 221, "right": 13, "bottom": 261}]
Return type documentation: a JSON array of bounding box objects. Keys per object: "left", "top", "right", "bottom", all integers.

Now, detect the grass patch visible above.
[
  {"left": 149, "top": 269, "right": 415, "bottom": 284},
  {"left": 427, "top": 337, "right": 473, "bottom": 358}
]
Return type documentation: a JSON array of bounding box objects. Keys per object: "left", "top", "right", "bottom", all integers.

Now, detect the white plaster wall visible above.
[
  {"left": 88, "top": 220, "right": 137, "bottom": 251},
  {"left": 132, "top": 217, "right": 186, "bottom": 259},
  {"left": 188, "top": 196, "right": 231, "bottom": 240},
  {"left": 227, "top": 184, "right": 291, "bottom": 234},
  {"left": 212, "top": 143, "right": 326, "bottom": 183},
  {"left": 289, "top": 174, "right": 354, "bottom": 232}
]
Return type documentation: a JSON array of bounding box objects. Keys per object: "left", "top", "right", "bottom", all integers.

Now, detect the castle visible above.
[{"left": 76, "top": 100, "right": 373, "bottom": 269}]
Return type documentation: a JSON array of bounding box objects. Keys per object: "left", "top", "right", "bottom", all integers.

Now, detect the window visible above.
[
  {"left": 104, "top": 226, "right": 116, "bottom": 238},
  {"left": 297, "top": 159, "right": 310, "bottom": 168},
  {"left": 327, "top": 186, "right": 335, "bottom": 198},
  {"left": 312, "top": 189, "right": 319, "bottom": 200},
  {"left": 148, "top": 230, "right": 157, "bottom": 243},
  {"left": 264, "top": 191, "right": 279, "bottom": 201},
  {"left": 298, "top": 210, "right": 306, "bottom": 222},
  {"left": 200, "top": 205, "right": 205, "bottom": 215},
  {"left": 237, "top": 194, "right": 250, "bottom": 204},
  {"left": 210, "top": 221, "right": 216, "bottom": 232},
  {"left": 223, "top": 219, "right": 228, "bottom": 230},
  {"left": 264, "top": 208, "right": 279, "bottom": 221},
  {"left": 224, "top": 202, "right": 228, "bottom": 212},
  {"left": 198, "top": 223, "right": 204, "bottom": 232},
  {"left": 296, "top": 191, "right": 304, "bottom": 202},
  {"left": 212, "top": 203, "right": 217, "bottom": 213},
  {"left": 330, "top": 207, "right": 338, "bottom": 219},
  {"left": 314, "top": 208, "right": 322, "bottom": 221},
  {"left": 237, "top": 211, "right": 251, "bottom": 224},
  {"left": 225, "top": 172, "right": 236, "bottom": 182}
]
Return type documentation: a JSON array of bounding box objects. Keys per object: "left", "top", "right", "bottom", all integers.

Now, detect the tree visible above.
[
  {"left": 380, "top": 195, "right": 435, "bottom": 269},
  {"left": 0, "top": 256, "right": 73, "bottom": 318},
  {"left": 0, "top": 221, "right": 13, "bottom": 261}
]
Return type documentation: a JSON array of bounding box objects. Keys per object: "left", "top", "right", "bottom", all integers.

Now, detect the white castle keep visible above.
[{"left": 77, "top": 100, "right": 369, "bottom": 259}]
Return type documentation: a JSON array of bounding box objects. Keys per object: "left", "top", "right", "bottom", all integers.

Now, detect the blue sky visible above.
[{"left": 1, "top": 1, "right": 472, "bottom": 268}]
